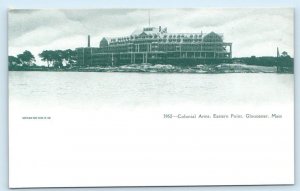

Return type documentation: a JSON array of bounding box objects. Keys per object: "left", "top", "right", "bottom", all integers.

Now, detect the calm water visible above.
[{"left": 9, "top": 72, "right": 293, "bottom": 108}]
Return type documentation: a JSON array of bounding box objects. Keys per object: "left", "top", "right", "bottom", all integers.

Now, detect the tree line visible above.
[
  {"left": 9, "top": 49, "right": 77, "bottom": 69},
  {"left": 233, "top": 51, "right": 293, "bottom": 67}
]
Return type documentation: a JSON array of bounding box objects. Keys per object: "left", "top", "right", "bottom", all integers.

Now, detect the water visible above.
[
  {"left": 9, "top": 71, "right": 293, "bottom": 109},
  {"left": 8, "top": 71, "right": 294, "bottom": 187}
]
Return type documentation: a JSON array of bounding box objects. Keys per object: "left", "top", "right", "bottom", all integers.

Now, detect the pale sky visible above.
[{"left": 9, "top": 8, "right": 294, "bottom": 64}]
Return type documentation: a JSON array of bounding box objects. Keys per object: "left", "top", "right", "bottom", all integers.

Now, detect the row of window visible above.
[
  {"left": 89, "top": 52, "right": 230, "bottom": 60},
  {"left": 99, "top": 44, "right": 227, "bottom": 52},
  {"left": 110, "top": 34, "right": 206, "bottom": 42}
]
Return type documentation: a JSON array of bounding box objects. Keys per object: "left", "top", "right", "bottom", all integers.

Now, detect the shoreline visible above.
[{"left": 8, "top": 63, "right": 294, "bottom": 74}]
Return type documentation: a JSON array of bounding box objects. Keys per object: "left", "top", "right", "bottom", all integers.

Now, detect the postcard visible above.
[{"left": 8, "top": 8, "right": 294, "bottom": 188}]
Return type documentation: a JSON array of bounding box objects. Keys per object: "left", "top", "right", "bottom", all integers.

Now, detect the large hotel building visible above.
[{"left": 76, "top": 26, "right": 232, "bottom": 66}]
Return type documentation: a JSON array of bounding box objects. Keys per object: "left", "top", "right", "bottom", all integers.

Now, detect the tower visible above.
[
  {"left": 88, "top": 35, "right": 91, "bottom": 48},
  {"left": 148, "top": 10, "right": 150, "bottom": 26}
]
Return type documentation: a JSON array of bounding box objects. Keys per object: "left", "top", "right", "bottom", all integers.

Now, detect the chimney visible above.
[{"left": 88, "top": 35, "right": 91, "bottom": 47}]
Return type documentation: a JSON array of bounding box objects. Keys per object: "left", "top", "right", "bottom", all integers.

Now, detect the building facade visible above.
[{"left": 76, "top": 26, "right": 232, "bottom": 66}]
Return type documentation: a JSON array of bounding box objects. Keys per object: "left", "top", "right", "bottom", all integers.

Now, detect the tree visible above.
[
  {"left": 17, "top": 50, "right": 36, "bottom": 66},
  {"left": 62, "top": 49, "right": 77, "bottom": 67},
  {"left": 39, "top": 50, "right": 51, "bottom": 67},
  {"left": 249, "top": 55, "right": 257, "bottom": 65},
  {"left": 39, "top": 50, "right": 60, "bottom": 67},
  {"left": 53, "top": 50, "right": 64, "bottom": 68},
  {"left": 40, "top": 49, "right": 77, "bottom": 68},
  {"left": 8, "top": 56, "right": 21, "bottom": 66},
  {"left": 278, "top": 51, "right": 293, "bottom": 67},
  {"left": 281, "top": 51, "right": 290, "bottom": 58}
]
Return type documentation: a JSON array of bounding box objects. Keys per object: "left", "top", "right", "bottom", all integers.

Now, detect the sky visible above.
[{"left": 8, "top": 8, "right": 294, "bottom": 65}]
